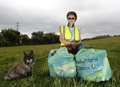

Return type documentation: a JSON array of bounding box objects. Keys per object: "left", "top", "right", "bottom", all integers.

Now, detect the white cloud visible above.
[{"left": 0, "top": 0, "right": 120, "bottom": 38}]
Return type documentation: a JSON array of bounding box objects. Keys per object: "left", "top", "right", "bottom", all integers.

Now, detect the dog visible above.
[{"left": 4, "top": 50, "right": 34, "bottom": 80}]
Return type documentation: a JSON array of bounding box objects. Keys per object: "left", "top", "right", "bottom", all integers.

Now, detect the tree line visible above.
[{"left": 0, "top": 28, "right": 59, "bottom": 47}]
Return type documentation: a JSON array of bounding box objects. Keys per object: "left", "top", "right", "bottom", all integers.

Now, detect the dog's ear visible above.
[
  {"left": 24, "top": 51, "right": 27, "bottom": 56},
  {"left": 29, "top": 50, "right": 34, "bottom": 55}
]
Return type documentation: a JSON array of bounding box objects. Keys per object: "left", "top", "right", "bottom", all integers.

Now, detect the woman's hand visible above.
[{"left": 59, "top": 34, "right": 64, "bottom": 42}]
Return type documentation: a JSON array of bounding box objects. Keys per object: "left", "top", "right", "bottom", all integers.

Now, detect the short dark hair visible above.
[{"left": 66, "top": 11, "right": 77, "bottom": 20}]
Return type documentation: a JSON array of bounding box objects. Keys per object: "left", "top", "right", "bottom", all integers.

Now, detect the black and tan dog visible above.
[{"left": 4, "top": 50, "right": 35, "bottom": 80}]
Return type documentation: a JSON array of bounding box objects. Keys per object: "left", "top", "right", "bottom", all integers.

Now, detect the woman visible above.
[{"left": 59, "top": 11, "right": 84, "bottom": 54}]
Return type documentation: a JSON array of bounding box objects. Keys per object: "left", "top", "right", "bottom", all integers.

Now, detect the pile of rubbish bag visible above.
[
  {"left": 48, "top": 47, "right": 76, "bottom": 77},
  {"left": 48, "top": 47, "right": 112, "bottom": 82}
]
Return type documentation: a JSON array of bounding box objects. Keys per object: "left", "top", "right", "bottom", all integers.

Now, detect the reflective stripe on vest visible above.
[{"left": 59, "top": 25, "right": 65, "bottom": 46}]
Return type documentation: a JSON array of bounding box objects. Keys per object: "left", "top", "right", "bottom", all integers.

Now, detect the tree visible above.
[
  {"left": 31, "top": 31, "right": 59, "bottom": 44},
  {"left": 1, "top": 28, "right": 20, "bottom": 46},
  {"left": 43, "top": 33, "right": 59, "bottom": 44},
  {"left": 0, "top": 32, "right": 7, "bottom": 46},
  {"left": 0, "top": 29, "right": 59, "bottom": 47},
  {"left": 20, "top": 34, "right": 30, "bottom": 45},
  {"left": 31, "top": 31, "right": 44, "bottom": 44}
]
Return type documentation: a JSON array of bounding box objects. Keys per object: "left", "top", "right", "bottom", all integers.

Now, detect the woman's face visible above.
[{"left": 67, "top": 15, "right": 76, "bottom": 26}]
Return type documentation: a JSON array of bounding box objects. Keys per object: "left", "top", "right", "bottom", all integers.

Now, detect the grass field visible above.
[{"left": 0, "top": 36, "right": 120, "bottom": 87}]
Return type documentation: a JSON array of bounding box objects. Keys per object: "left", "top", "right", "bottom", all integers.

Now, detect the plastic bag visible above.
[
  {"left": 75, "top": 48, "right": 112, "bottom": 82},
  {"left": 48, "top": 47, "right": 76, "bottom": 77}
]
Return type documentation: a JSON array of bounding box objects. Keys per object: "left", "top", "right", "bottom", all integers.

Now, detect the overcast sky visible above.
[{"left": 0, "top": 0, "right": 120, "bottom": 38}]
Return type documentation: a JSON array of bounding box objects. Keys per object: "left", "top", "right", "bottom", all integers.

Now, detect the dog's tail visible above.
[{"left": 4, "top": 75, "right": 11, "bottom": 80}]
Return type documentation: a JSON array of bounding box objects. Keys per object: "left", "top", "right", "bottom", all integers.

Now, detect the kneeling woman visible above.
[{"left": 59, "top": 11, "right": 84, "bottom": 54}]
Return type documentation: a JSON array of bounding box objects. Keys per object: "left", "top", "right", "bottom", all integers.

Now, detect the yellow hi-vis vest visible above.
[{"left": 59, "top": 25, "right": 80, "bottom": 46}]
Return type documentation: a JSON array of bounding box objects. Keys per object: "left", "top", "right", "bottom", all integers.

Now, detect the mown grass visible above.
[{"left": 0, "top": 36, "right": 120, "bottom": 87}]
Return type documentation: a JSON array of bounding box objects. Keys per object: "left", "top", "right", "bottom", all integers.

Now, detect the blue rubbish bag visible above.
[
  {"left": 75, "top": 48, "right": 112, "bottom": 82},
  {"left": 48, "top": 47, "right": 76, "bottom": 77}
]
